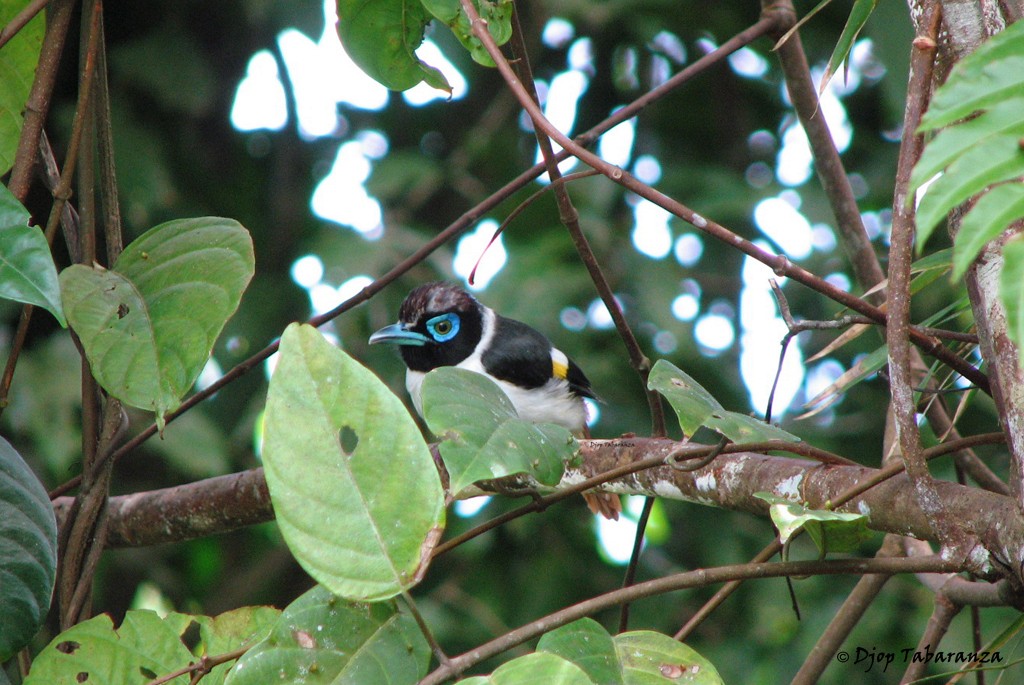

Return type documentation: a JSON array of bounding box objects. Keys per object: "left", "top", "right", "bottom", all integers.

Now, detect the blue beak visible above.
[{"left": 369, "top": 322, "right": 432, "bottom": 346}]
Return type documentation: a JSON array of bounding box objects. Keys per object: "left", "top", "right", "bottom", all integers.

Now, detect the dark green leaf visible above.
[
  {"left": 421, "top": 0, "right": 514, "bottom": 67},
  {"left": 953, "top": 183, "right": 1024, "bottom": 280},
  {"left": 263, "top": 323, "right": 445, "bottom": 601},
  {"left": 0, "top": 436, "right": 56, "bottom": 661},
  {"left": 420, "top": 367, "right": 575, "bottom": 494},
  {"left": 59, "top": 217, "right": 253, "bottom": 425},
  {"left": 336, "top": 0, "right": 451, "bottom": 92},
  {"left": 225, "top": 585, "right": 430, "bottom": 685},
  {"left": 0, "top": 184, "right": 65, "bottom": 325},
  {"left": 459, "top": 652, "right": 596, "bottom": 685}
]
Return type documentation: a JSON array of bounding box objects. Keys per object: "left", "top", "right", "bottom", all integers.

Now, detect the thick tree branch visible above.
[{"left": 58, "top": 438, "right": 1022, "bottom": 582}]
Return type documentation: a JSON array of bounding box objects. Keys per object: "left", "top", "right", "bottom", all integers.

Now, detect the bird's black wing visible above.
[{"left": 483, "top": 315, "right": 595, "bottom": 399}]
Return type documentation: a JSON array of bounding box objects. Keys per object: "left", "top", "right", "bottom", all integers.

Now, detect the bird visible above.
[{"left": 369, "top": 281, "right": 621, "bottom": 519}]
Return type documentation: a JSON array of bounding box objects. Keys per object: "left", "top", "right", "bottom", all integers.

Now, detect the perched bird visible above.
[{"left": 369, "top": 281, "right": 621, "bottom": 519}]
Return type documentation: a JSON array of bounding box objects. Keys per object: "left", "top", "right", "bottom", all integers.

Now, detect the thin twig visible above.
[
  {"left": 143, "top": 646, "right": 250, "bottom": 685},
  {"left": 0, "top": 0, "right": 48, "bottom": 50},
  {"left": 402, "top": 591, "right": 451, "bottom": 668}
]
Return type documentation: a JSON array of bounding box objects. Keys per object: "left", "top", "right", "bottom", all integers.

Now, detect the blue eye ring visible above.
[{"left": 426, "top": 313, "right": 460, "bottom": 342}]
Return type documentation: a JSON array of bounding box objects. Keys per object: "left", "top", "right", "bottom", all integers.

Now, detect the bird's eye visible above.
[{"left": 426, "top": 313, "right": 460, "bottom": 342}]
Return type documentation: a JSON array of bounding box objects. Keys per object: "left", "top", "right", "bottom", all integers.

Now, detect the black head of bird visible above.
[{"left": 370, "top": 281, "right": 621, "bottom": 519}]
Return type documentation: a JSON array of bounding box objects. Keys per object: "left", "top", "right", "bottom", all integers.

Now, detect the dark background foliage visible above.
[{"left": 5, "top": 1, "right": 1013, "bottom": 682}]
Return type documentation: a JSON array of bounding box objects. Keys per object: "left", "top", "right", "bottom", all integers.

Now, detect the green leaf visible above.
[
  {"left": 953, "top": 184, "right": 1024, "bottom": 280},
  {"left": 193, "top": 607, "right": 281, "bottom": 685},
  {"left": 225, "top": 585, "right": 430, "bottom": 685},
  {"left": 336, "top": 0, "right": 451, "bottom": 92},
  {"left": 0, "top": 0, "right": 44, "bottom": 175},
  {"left": 0, "top": 184, "right": 65, "bottom": 325},
  {"left": 0, "top": 436, "right": 56, "bottom": 662},
  {"left": 460, "top": 652, "right": 596, "bottom": 685},
  {"left": 914, "top": 134, "right": 1024, "bottom": 245},
  {"left": 614, "top": 631, "right": 723, "bottom": 684},
  {"left": 420, "top": 0, "right": 514, "bottom": 67},
  {"left": 60, "top": 217, "right": 254, "bottom": 425},
  {"left": 819, "top": 0, "right": 878, "bottom": 94},
  {"left": 538, "top": 619, "right": 623, "bottom": 685},
  {"left": 648, "top": 360, "right": 800, "bottom": 443},
  {"left": 263, "top": 323, "right": 445, "bottom": 601},
  {"left": 755, "top": 493, "right": 873, "bottom": 553},
  {"left": 1000, "top": 236, "right": 1024, "bottom": 366},
  {"left": 911, "top": 97, "right": 1024, "bottom": 190},
  {"left": 419, "top": 366, "right": 575, "bottom": 495},
  {"left": 24, "top": 610, "right": 196, "bottom": 684}
]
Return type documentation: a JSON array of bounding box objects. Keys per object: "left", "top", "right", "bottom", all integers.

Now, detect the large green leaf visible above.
[
  {"left": 59, "top": 217, "right": 253, "bottom": 425},
  {"left": 225, "top": 585, "right": 430, "bottom": 685},
  {"left": 539, "top": 620, "right": 723, "bottom": 685},
  {"left": 25, "top": 608, "right": 278, "bottom": 685},
  {"left": 419, "top": 366, "right": 575, "bottom": 495},
  {"left": 24, "top": 610, "right": 196, "bottom": 684},
  {"left": 459, "top": 652, "right": 596, "bottom": 685},
  {"left": 0, "top": 184, "right": 65, "bottom": 325},
  {"left": 420, "top": 0, "right": 513, "bottom": 67},
  {"left": 648, "top": 360, "right": 800, "bottom": 443},
  {"left": 336, "top": 0, "right": 450, "bottom": 92},
  {"left": 538, "top": 619, "right": 623, "bottom": 685},
  {"left": 953, "top": 184, "right": 1024, "bottom": 280},
  {"left": 263, "top": 323, "right": 445, "bottom": 601},
  {"left": 0, "top": 0, "right": 44, "bottom": 175},
  {"left": 614, "top": 631, "right": 722, "bottom": 684},
  {"left": 0, "top": 436, "right": 56, "bottom": 662}
]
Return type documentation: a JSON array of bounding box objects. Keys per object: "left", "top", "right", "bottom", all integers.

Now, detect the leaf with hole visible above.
[
  {"left": 0, "top": 436, "right": 56, "bottom": 662},
  {"left": 420, "top": 366, "right": 575, "bottom": 496},
  {"left": 263, "top": 323, "right": 445, "bottom": 601},
  {"left": 336, "top": 0, "right": 450, "bottom": 92},
  {"left": 225, "top": 585, "right": 429, "bottom": 685},
  {"left": 0, "top": 184, "right": 65, "bottom": 325},
  {"left": 59, "top": 217, "right": 253, "bottom": 426}
]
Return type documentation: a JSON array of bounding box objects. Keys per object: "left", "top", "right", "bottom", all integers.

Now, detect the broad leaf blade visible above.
[
  {"left": 614, "top": 631, "right": 723, "bottom": 684},
  {"left": 704, "top": 411, "right": 800, "bottom": 444},
  {"left": 538, "top": 618, "right": 623, "bottom": 685},
  {"left": 0, "top": 0, "right": 44, "bottom": 174},
  {"left": 0, "top": 184, "right": 65, "bottom": 324},
  {"left": 24, "top": 611, "right": 196, "bottom": 684},
  {"left": 646, "top": 360, "right": 721, "bottom": 435},
  {"left": 263, "top": 323, "right": 445, "bottom": 601},
  {"left": 0, "top": 436, "right": 56, "bottom": 662},
  {"left": 61, "top": 217, "right": 253, "bottom": 423},
  {"left": 755, "top": 493, "right": 873, "bottom": 552},
  {"left": 336, "top": 0, "right": 451, "bottom": 92},
  {"left": 420, "top": 0, "right": 514, "bottom": 67},
  {"left": 915, "top": 134, "right": 1024, "bottom": 245},
  {"left": 193, "top": 607, "right": 281, "bottom": 684},
  {"left": 421, "top": 367, "right": 573, "bottom": 494},
  {"left": 953, "top": 184, "right": 1024, "bottom": 280},
  {"left": 225, "top": 585, "right": 430, "bottom": 685}
]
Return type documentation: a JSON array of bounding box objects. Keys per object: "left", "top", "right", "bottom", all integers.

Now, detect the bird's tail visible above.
[{"left": 584, "top": 492, "right": 622, "bottom": 520}]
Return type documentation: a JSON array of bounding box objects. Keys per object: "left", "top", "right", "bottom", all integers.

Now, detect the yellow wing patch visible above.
[{"left": 551, "top": 348, "right": 569, "bottom": 380}]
